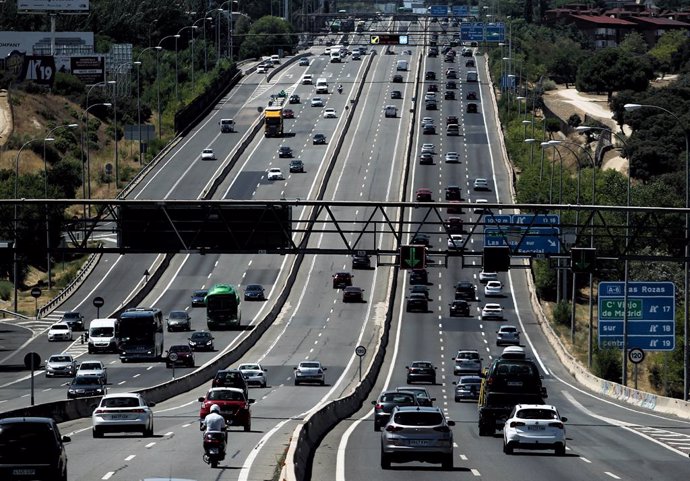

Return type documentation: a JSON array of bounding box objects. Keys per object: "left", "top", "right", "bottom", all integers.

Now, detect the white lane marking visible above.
[
  {"left": 471, "top": 468, "right": 481, "bottom": 476},
  {"left": 124, "top": 455, "right": 135, "bottom": 461},
  {"left": 145, "top": 442, "right": 155, "bottom": 448},
  {"left": 102, "top": 472, "right": 114, "bottom": 480},
  {"left": 604, "top": 473, "right": 621, "bottom": 479}
]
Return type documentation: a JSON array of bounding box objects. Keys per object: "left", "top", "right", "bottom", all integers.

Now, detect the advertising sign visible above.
[
  {"left": 70, "top": 56, "right": 104, "bottom": 83},
  {"left": 18, "top": 1, "right": 89, "bottom": 12},
  {"left": 0, "top": 31, "right": 94, "bottom": 58},
  {"left": 20, "top": 55, "right": 55, "bottom": 86}
]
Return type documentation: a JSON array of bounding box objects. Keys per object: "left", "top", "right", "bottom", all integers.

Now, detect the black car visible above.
[
  {"left": 313, "top": 133, "right": 327, "bottom": 144},
  {"left": 289, "top": 94, "right": 300, "bottom": 103},
  {"left": 0, "top": 417, "right": 70, "bottom": 480},
  {"left": 352, "top": 254, "right": 372, "bottom": 269},
  {"left": 188, "top": 331, "right": 215, "bottom": 351},
  {"left": 289, "top": 159, "right": 304, "bottom": 173},
  {"left": 465, "top": 59, "right": 475, "bottom": 67},
  {"left": 467, "top": 103, "right": 478, "bottom": 113},
  {"left": 445, "top": 186, "right": 461, "bottom": 200},
  {"left": 444, "top": 55, "right": 454, "bottom": 63},
  {"left": 467, "top": 91, "right": 478, "bottom": 100},
  {"left": 191, "top": 289, "right": 207, "bottom": 307},
  {"left": 278, "top": 145, "right": 293, "bottom": 158},
  {"left": 371, "top": 390, "right": 418, "bottom": 431},
  {"left": 342, "top": 286, "right": 365, "bottom": 302},
  {"left": 444, "top": 91, "right": 455, "bottom": 100},
  {"left": 422, "top": 124, "right": 436, "bottom": 134},
  {"left": 455, "top": 281, "right": 476, "bottom": 301},
  {"left": 428, "top": 47, "right": 438, "bottom": 57},
  {"left": 446, "top": 80, "right": 457, "bottom": 89},
  {"left": 212, "top": 369, "right": 249, "bottom": 398},
  {"left": 410, "top": 285, "right": 431, "bottom": 299},
  {"left": 60, "top": 311, "right": 84, "bottom": 331},
  {"left": 391, "top": 90, "right": 402, "bottom": 99},
  {"left": 411, "top": 233, "right": 430, "bottom": 246},
  {"left": 419, "top": 152, "right": 433, "bottom": 164},
  {"left": 406, "top": 293, "right": 429, "bottom": 312},
  {"left": 425, "top": 71, "right": 436, "bottom": 80},
  {"left": 392, "top": 74, "right": 403, "bottom": 83},
  {"left": 332, "top": 272, "right": 353, "bottom": 288},
  {"left": 427, "top": 83, "right": 438, "bottom": 92},
  {"left": 406, "top": 361, "right": 437, "bottom": 384},
  {"left": 449, "top": 299, "right": 471, "bottom": 317},
  {"left": 67, "top": 375, "right": 106, "bottom": 398},
  {"left": 166, "top": 310, "right": 192, "bottom": 332},
  {"left": 409, "top": 269, "right": 428, "bottom": 285},
  {"left": 244, "top": 284, "right": 266, "bottom": 301}
]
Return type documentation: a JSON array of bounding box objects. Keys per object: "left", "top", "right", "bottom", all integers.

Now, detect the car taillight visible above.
[
  {"left": 486, "top": 376, "right": 494, "bottom": 385},
  {"left": 510, "top": 421, "right": 525, "bottom": 428},
  {"left": 548, "top": 422, "right": 563, "bottom": 429},
  {"left": 94, "top": 409, "right": 105, "bottom": 414},
  {"left": 131, "top": 409, "right": 146, "bottom": 413},
  {"left": 385, "top": 425, "right": 403, "bottom": 432},
  {"left": 433, "top": 425, "right": 450, "bottom": 433}
]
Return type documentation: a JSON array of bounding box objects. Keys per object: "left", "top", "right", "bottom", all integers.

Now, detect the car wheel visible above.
[
  {"left": 166, "top": 363, "right": 172, "bottom": 368},
  {"left": 262, "top": 381, "right": 267, "bottom": 388},
  {"left": 144, "top": 422, "right": 154, "bottom": 437},
  {"left": 167, "top": 327, "right": 171, "bottom": 332},
  {"left": 92, "top": 427, "right": 103, "bottom": 438},
  {"left": 244, "top": 422, "right": 251, "bottom": 432},
  {"left": 294, "top": 380, "right": 300, "bottom": 386},
  {"left": 320, "top": 380, "right": 325, "bottom": 386},
  {"left": 555, "top": 444, "right": 566, "bottom": 456},
  {"left": 380, "top": 452, "right": 391, "bottom": 469},
  {"left": 442, "top": 453, "right": 453, "bottom": 469},
  {"left": 503, "top": 441, "right": 514, "bottom": 454}
]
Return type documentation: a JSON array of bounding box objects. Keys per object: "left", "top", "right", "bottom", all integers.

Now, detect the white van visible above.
[
  {"left": 396, "top": 59, "right": 408, "bottom": 71},
  {"left": 330, "top": 50, "right": 342, "bottom": 63},
  {"left": 466, "top": 70, "right": 478, "bottom": 82},
  {"left": 271, "top": 54, "right": 280, "bottom": 64},
  {"left": 316, "top": 77, "right": 329, "bottom": 94},
  {"left": 219, "top": 118, "right": 234, "bottom": 133},
  {"left": 88, "top": 318, "right": 118, "bottom": 353},
  {"left": 302, "top": 74, "right": 313, "bottom": 85}
]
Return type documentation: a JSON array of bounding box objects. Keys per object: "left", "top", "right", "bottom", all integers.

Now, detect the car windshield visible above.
[
  {"left": 194, "top": 290, "right": 207, "bottom": 297},
  {"left": 517, "top": 409, "right": 558, "bottom": 420},
  {"left": 246, "top": 285, "right": 262, "bottom": 291},
  {"left": 393, "top": 412, "right": 444, "bottom": 426},
  {"left": 208, "top": 390, "right": 244, "bottom": 401},
  {"left": 63, "top": 313, "right": 80, "bottom": 319},
  {"left": 169, "top": 345, "right": 190, "bottom": 353},
  {"left": 51, "top": 324, "right": 68, "bottom": 330},
  {"left": 79, "top": 362, "right": 100, "bottom": 370},
  {"left": 240, "top": 364, "right": 260, "bottom": 370},
  {"left": 169, "top": 311, "right": 187, "bottom": 319},
  {"left": 381, "top": 393, "right": 415, "bottom": 403},
  {"left": 501, "top": 327, "right": 518, "bottom": 333},
  {"left": 495, "top": 362, "right": 537, "bottom": 377},
  {"left": 73, "top": 376, "right": 100, "bottom": 386},
  {"left": 102, "top": 397, "right": 140, "bottom": 408},
  {"left": 192, "top": 332, "right": 211, "bottom": 340},
  {"left": 49, "top": 356, "right": 71, "bottom": 363},
  {"left": 457, "top": 352, "right": 479, "bottom": 360},
  {"left": 0, "top": 423, "right": 59, "bottom": 461},
  {"left": 413, "top": 362, "right": 432, "bottom": 369},
  {"left": 301, "top": 362, "right": 320, "bottom": 369}
]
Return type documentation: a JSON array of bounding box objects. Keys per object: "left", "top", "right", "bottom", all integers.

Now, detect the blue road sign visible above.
[
  {"left": 430, "top": 5, "right": 448, "bottom": 16},
  {"left": 485, "top": 23, "right": 506, "bottom": 42},
  {"left": 452, "top": 6, "right": 468, "bottom": 16},
  {"left": 460, "top": 22, "right": 485, "bottom": 42},
  {"left": 485, "top": 214, "right": 560, "bottom": 226},
  {"left": 484, "top": 227, "right": 560, "bottom": 254},
  {"left": 598, "top": 281, "right": 675, "bottom": 351}
]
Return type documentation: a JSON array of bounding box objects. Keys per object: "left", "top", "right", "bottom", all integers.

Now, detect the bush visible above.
[
  {"left": 553, "top": 300, "right": 571, "bottom": 326},
  {"left": 0, "top": 280, "right": 12, "bottom": 301},
  {"left": 593, "top": 346, "right": 622, "bottom": 383},
  {"left": 532, "top": 259, "right": 556, "bottom": 300}
]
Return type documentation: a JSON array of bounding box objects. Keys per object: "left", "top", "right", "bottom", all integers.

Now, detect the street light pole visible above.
[
  {"left": 156, "top": 35, "right": 176, "bottom": 139},
  {"left": 624, "top": 103, "right": 689, "bottom": 398},
  {"left": 82, "top": 102, "right": 112, "bottom": 219},
  {"left": 134, "top": 46, "right": 158, "bottom": 163}
]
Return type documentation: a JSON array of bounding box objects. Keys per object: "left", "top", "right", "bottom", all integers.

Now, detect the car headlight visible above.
[{"left": 206, "top": 341, "right": 212, "bottom": 345}]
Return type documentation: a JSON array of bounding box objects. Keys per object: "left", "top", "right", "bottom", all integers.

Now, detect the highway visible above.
[{"left": 2, "top": 17, "right": 690, "bottom": 481}]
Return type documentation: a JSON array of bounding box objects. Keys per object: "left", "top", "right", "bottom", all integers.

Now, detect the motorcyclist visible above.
[
  {"left": 202, "top": 404, "right": 227, "bottom": 440},
  {"left": 337, "top": 84, "right": 343, "bottom": 94}
]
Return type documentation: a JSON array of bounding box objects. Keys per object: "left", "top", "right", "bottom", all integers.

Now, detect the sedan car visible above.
[
  {"left": 411, "top": 233, "right": 430, "bottom": 246},
  {"left": 289, "top": 159, "right": 305, "bottom": 173},
  {"left": 453, "top": 350, "right": 482, "bottom": 375},
  {"left": 446, "top": 80, "right": 457, "bottom": 89},
  {"left": 198, "top": 387, "right": 254, "bottom": 432},
  {"left": 166, "top": 310, "right": 191, "bottom": 332},
  {"left": 396, "top": 386, "right": 435, "bottom": 407},
  {"left": 392, "top": 74, "right": 403, "bottom": 83},
  {"left": 371, "top": 390, "right": 418, "bottom": 431},
  {"left": 191, "top": 289, "right": 207, "bottom": 307},
  {"left": 332, "top": 271, "right": 353, "bottom": 288},
  {"left": 427, "top": 83, "right": 438, "bottom": 92},
  {"left": 282, "top": 108, "right": 294, "bottom": 118},
  {"left": 409, "top": 268, "right": 428, "bottom": 285},
  {"left": 313, "top": 133, "right": 327, "bottom": 144},
  {"left": 454, "top": 375, "right": 482, "bottom": 401},
  {"left": 391, "top": 90, "right": 402, "bottom": 99},
  {"left": 415, "top": 188, "right": 433, "bottom": 202},
  {"left": 201, "top": 148, "right": 216, "bottom": 160},
  {"left": 449, "top": 299, "right": 470, "bottom": 317},
  {"left": 466, "top": 59, "right": 476, "bottom": 67},
  {"left": 479, "top": 271, "right": 498, "bottom": 283},
  {"left": 425, "top": 71, "right": 436, "bottom": 80},
  {"left": 467, "top": 91, "right": 478, "bottom": 100},
  {"left": 243, "top": 284, "right": 266, "bottom": 301},
  {"left": 419, "top": 152, "right": 433, "bottom": 164},
  {"left": 92, "top": 393, "right": 155, "bottom": 438},
  {"left": 445, "top": 152, "right": 460, "bottom": 163},
  {"left": 298, "top": 57, "right": 310, "bottom": 66},
  {"left": 166, "top": 344, "right": 195, "bottom": 368},
  {"left": 481, "top": 303, "right": 504, "bottom": 320},
  {"left": 447, "top": 234, "right": 464, "bottom": 250},
  {"left": 473, "top": 198, "right": 489, "bottom": 213},
  {"left": 445, "top": 185, "right": 461, "bottom": 199},
  {"left": 278, "top": 145, "right": 293, "bottom": 158},
  {"left": 406, "top": 361, "right": 437, "bottom": 384},
  {"left": 60, "top": 311, "right": 84, "bottom": 331},
  {"left": 406, "top": 292, "right": 429, "bottom": 312},
  {"left": 76, "top": 360, "right": 107, "bottom": 384},
  {"left": 503, "top": 404, "right": 567, "bottom": 455},
  {"left": 47, "top": 323, "right": 73, "bottom": 342},
  {"left": 351, "top": 254, "right": 371, "bottom": 269},
  {"left": 289, "top": 93, "right": 301, "bottom": 103},
  {"left": 342, "top": 286, "right": 365, "bottom": 302},
  {"left": 323, "top": 108, "right": 337, "bottom": 118},
  {"left": 422, "top": 123, "right": 436, "bottom": 134},
  {"left": 310, "top": 97, "right": 324, "bottom": 107},
  {"left": 473, "top": 178, "right": 490, "bottom": 190},
  {"left": 497, "top": 325, "right": 520, "bottom": 346},
  {"left": 67, "top": 375, "right": 107, "bottom": 399},
  {"left": 467, "top": 103, "right": 478, "bottom": 113},
  {"left": 294, "top": 361, "right": 327, "bottom": 385},
  {"left": 444, "top": 90, "right": 455, "bottom": 100},
  {"left": 238, "top": 363, "right": 268, "bottom": 388},
  {"left": 267, "top": 168, "right": 284, "bottom": 180},
  {"left": 45, "top": 354, "right": 77, "bottom": 377},
  {"left": 380, "top": 406, "right": 454, "bottom": 469},
  {"left": 485, "top": 280, "right": 503, "bottom": 297},
  {"left": 188, "top": 330, "right": 215, "bottom": 351}
]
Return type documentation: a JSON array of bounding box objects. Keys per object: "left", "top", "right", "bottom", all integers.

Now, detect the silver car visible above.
[
  {"left": 294, "top": 361, "right": 326, "bottom": 385},
  {"left": 454, "top": 375, "right": 482, "bottom": 401},
  {"left": 92, "top": 393, "right": 155, "bottom": 438},
  {"left": 166, "top": 310, "right": 192, "bottom": 332},
  {"left": 380, "top": 406, "right": 455, "bottom": 469},
  {"left": 497, "top": 325, "right": 520, "bottom": 346},
  {"left": 45, "top": 354, "right": 77, "bottom": 377},
  {"left": 238, "top": 363, "right": 268, "bottom": 387},
  {"left": 453, "top": 350, "right": 482, "bottom": 375}
]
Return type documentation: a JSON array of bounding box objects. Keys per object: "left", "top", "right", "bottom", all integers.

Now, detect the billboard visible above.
[
  {"left": 17, "top": 1, "right": 90, "bottom": 12},
  {"left": 20, "top": 55, "right": 56, "bottom": 86},
  {"left": 69, "top": 55, "right": 104, "bottom": 83},
  {"left": 0, "top": 31, "right": 94, "bottom": 58}
]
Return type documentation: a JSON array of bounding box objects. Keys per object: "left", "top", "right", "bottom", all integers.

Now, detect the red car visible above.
[
  {"left": 166, "top": 344, "right": 195, "bottom": 368},
  {"left": 282, "top": 108, "right": 294, "bottom": 118},
  {"left": 198, "top": 387, "right": 254, "bottom": 432}
]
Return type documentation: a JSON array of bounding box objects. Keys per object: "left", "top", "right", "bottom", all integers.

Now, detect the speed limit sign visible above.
[
  {"left": 628, "top": 348, "right": 645, "bottom": 364},
  {"left": 355, "top": 345, "right": 366, "bottom": 357}
]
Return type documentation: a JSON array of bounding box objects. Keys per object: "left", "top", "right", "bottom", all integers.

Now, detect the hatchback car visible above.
[
  {"left": 67, "top": 375, "right": 107, "bottom": 399},
  {"left": 467, "top": 103, "right": 478, "bottom": 113},
  {"left": 244, "top": 284, "right": 266, "bottom": 301},
  {"left": 380, "top": 406, "right": 454, "bottom": 469},
  {"left": 310, "top": 97, "right": 324, "bottom": 107},
  {"left": 198, "top": 387, "right": 255, "bottom": 432},
  {"left": 278, "top": 146, "right": 293, "bottom": 158},
  {"left": 497, "top": 325, "right": 520, "bottom": 346},
  {"left": 166, "top": 310, "right": 191, "bottom": 331},
  {"left": 92, "top": 393, "right": 155, "bottom": 437},
  {"left": 474, "top": 198, "right": 490, "bottom": 213},
  {"left": 406, "top": 292, "right": 429, "bottom": 312},
  {"left": 45, "top": 354, "right": 77, "bottom": 377},
  {"left": 391, "top": 90, "right": 402, "bottom": 99},
  {"left": 485, "top": 280, "right": 504, "bottom": 297},
  {"left": 466, "top": 59, "right": 476, "bottom": 67},
  {"left": 454, "top": 281, "right": 476, "bottom": 301},
  {"left": 449, "top": 299, "right": 470, "bottom": 317},
  {"left": 446, "top": 69, "right": 457, "bottom": 79},
  {"left": 289, "top": 159, "right": 305, "bottom": 173},
  {"left": 411, "top": 233, "right": 430, "bottom": 246},
  {"left": 212, "top": 368, "right": 249, "bottom": 397},
  {"left": 446, "top": 80, "right": 457, "bottom": 89},
  {"left": 415, "top": 188, "right": 433, "bottom": 202},
  {"left": 454, "top": 375, "right": 482, "bottom": 401},
  {"left": 342, "top": 286, "right": 365, "bottom": 302},
  {"left": 503, "top": 404, "right": 567, "bottom": 455},
  {"left": 473, "top": 178, "right": 490, "bottom": 190},
  {"left": 425, "top": 100, "right": 437, "bottom": 110},
  {"left": 238, "top": 363, "right": 268, "bottom": 387},
  {"left": 427, "top": 83, "right": 438, "bottom": 92},
  {"left": 425, "top": 71, "right": 436, "bottom": 80},
  {"left": 282, "top": 108, "right": 294, "bottom": 118},
  {"left": 294, "top": 361, "right": 327, "bottom": 385},
  {"left": 479, "top": 271, "right": 498, "bottom": 283},
  {"left": 298, "top": 57, "right": 310, "bottom": 66},
  {"left": 313, "top": 133, "right": 327, "bottom": 144},
  {"left": 453, "top": 350, "right": 483, "bottom": 375},
  {"left": 332, "top": 272, "right": 353, "bottom": 288},
  {"left": 481, "top": 303, "right": 504, "bottom": 320},
  {"left": 267, "top": 168, "right": 284, "bottom": 180},
  {"left": 396, "top": 386, "right": 435, "bottom": 406},
  {"left": 201, "top": 148, "right": 216, "bottom": 160},
  {"left": 289, "top": 93, "right": 301, "bottom": 103},
  {"left": 351, "top": 254, "right": 371, "bottom": 269},
  {"left": 409, "top": 268, "right": 428, "bottom": 285},
  {"left": 191, "top": 289, "right": 207, "bottom": 307},
  {"left": 371, "top": 390, "right": 418, "bottom": 431},
  {"left": 447, "top": 234, "right": 464, "bottom": 250},
  {"left": 188, "top": 330, "right": 215, "bottom": 351},
  {"left": 444, "top": 90, "right": 455, "bottom": 100},
  {"left": 406, "top": 361, "right": 437, "bottom": 384},
  {"left": 392, "top": 74, "right": 403, "bottom": 83},
  {"left": 60, "top": 311, "right": 84, "bottom": 331},
  {"left": 76, "top": 360, "right": 108, "bottom": 384},
  {"left": 166, "top": 344, "right": 195, "bottom": 368},
  {"left": 0, "top": 417, "right": 70, "bottom": 480},
  {"left": 47, "top": 323, "right": 72, "bottom": 342},
  {"left": 323, "top": 108, "right": 337, "bottom": 118}
]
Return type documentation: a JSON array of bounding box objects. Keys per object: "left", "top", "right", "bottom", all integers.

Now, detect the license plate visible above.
[
  {"left": 111, "top": 414, "right": 130, "bottom": 419},
  {"left": 209, "top": 448, "right": 219, "bottom": 454},
  {"left": 527, "top": 425, "right": 546, "bottom": 431},
  {"left": 507, "top": 381, "right": 523, "bottom": 387},
  {"left": 409, "top": 440, "right": 429, "bottom": 446},
  {"left": 13, "top": 469, "right": 36, "bottom": 475}
]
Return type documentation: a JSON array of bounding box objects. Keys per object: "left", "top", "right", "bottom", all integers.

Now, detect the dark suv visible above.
[
  {"left": 455, "top": 281, "right": 476, "bottom": 301},
  {"left": 0, "top": 417, "right": 70, "bottom": 481},
  {"left": 212, "top": 369, "right": 249, "bottom": 398},
  {"left": 332, "top": 272, "right": 353, "bottom": 288}
]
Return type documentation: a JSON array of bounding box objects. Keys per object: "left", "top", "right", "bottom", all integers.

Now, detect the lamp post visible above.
[
  {"left": 173, "top": 31, "right": 184, "bottom": 101},
  {"left": 157, "top": 35, "right": 176, "bottom": 139},
  {"left": 82, "top": 102, "right": 112, "bottom": 219},
  {"left": 624, "top": 103, "right": 689, "bottom": 397},
  {"left": 134, "top": 46, "right": 159, "bottom": 163},
  {"left": 521, "top": 119, "right": 531, "bottom": 140},
  {"left": 43, "top": 123, "right": 77, "bottom": 289},
  {"left": 13, "top": 139, "right": 40, "bottom": 312},
  {"left": 524, "top": 138, "right": 536, "bottom": 165},
  {"left": 216, "top": 8, "right": 223, "bottom": 64},
  {"left": 85, "top": 81, "right": 115, "bottom": 202},
  {"left": 203, "top": 10, "right": 218, "bottom": 71}
]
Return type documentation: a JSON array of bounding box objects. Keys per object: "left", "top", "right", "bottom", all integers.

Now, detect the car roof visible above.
[
  {"left": 485, "top": 303, "right": 502, "bottom": 308},
  {"left": 393, "top": 405, "right": 442, "bottom": 413},
  {"left": 0, "top": 416, "right": 57, "bottom": 425},
  {"left": 209, "top": 387, "right": 243, "bottom": 393},
  {"left": 102, "top": 392, "right": 141, "bottom": 399},
  {"left": 515, "top": 403, "right": 557, "bottom": 411}
]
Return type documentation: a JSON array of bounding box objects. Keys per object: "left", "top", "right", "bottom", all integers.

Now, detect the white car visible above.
[
  {"left": 238, "top": 363, "right": 268, "bottom": 388},
  {"left": 447, "top": 234, "right": 464, "bottom": 250},
  {"left": 473, "top": 199, "right": 489, "bottom": 213},
  {"left": 481, "top": 303, "right": 503, "bottom": 320},
  {"left": 201, "top": 148, "right": 215, "bottom": 160},
  {"left": 92, "top": 392, "right": 155, "bottom": 438},
  {"left": 474, "top": 178, "right": 489, "bottom": 190},
  {"left": 479, "top": 271, "right": 498, "bottom": 283},
  {"left": 311, "top": 97, "right": 324, "bottom": 107},
  {"left": 503, "top": 404, "right": 567, "bottom": 455},
  {"left": 421, "top": 117, "right": 434, "bottom": 125},
  {"left": 421, "top": 143, "right": 435, "bottom": 154},
  {"left": 267, "top": 168, "right": 284, "bottom": 180},
  {"left": 445, "top": 151, "right": 459, "bottom": 163},
  {"left": 294, "top": 360, "right": 327, "bottom": 385},
  {"left": 47, "top": 323, "right": 73, "bottom": 342},
  {"left": 77, "top": 360, "right": 108, "bottom": 384},
  {"left": 424, "top": 92, "right": 437, "bottom": 102},
  {"left": 485, "top": 280, "right": 503, "bottom": 296},
  {"left": 45, "top": 354, "right": 77, "bottom": 377},
  {"left": 323, "top": 108, "right": 337, "bottom": 118}
]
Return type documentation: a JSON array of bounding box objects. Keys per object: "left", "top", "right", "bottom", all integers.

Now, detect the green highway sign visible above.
[
  {"left": 400, "top": 245, "right": 426, "bottom": 269},
  {"left": 599, "top": 299, "right": 643, "bottom": 320}
]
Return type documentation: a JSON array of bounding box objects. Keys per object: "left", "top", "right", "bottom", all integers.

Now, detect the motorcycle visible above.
[
  {"left": 337, "top": 85, "right": 343, "bottom": 94},
  {"left": 202, "top": 430, "right": 227, "bottom": 468}
]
